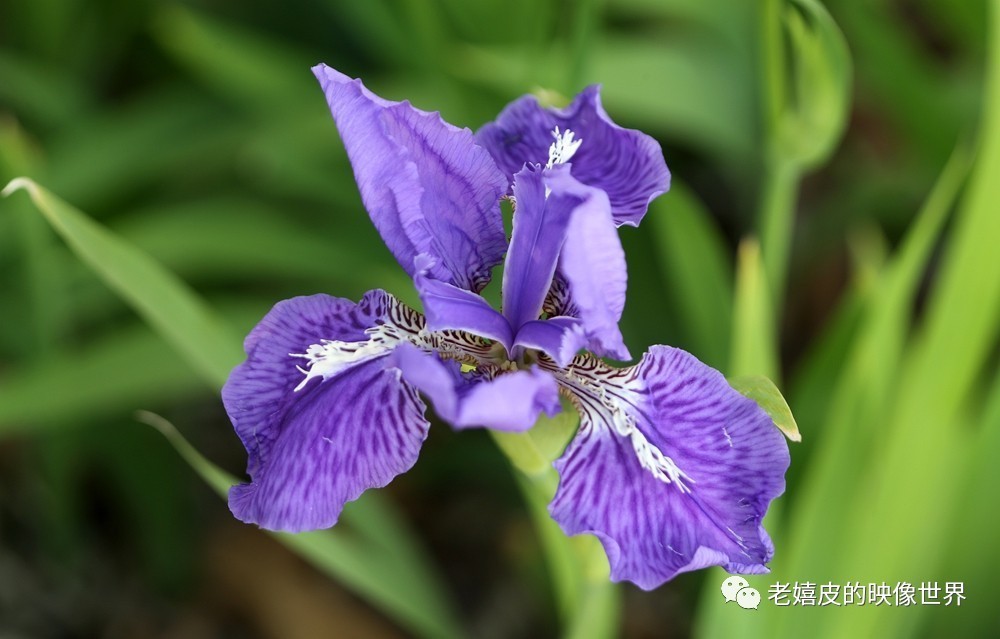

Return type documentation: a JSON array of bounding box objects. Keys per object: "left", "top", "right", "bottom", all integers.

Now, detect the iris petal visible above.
[
  {"left": 477, "top": 85, "right": 670, "bottom": 226},
  {"left": 224, "top": 291, "right": 429, "bottom": 532},
  {"left": 393, "top": 343, "right": 561, "bottom": 432},
  {"left": 501, "top": 165, "right": 574, "bottom": 330},
  {"left": 546, "top": 167, "right": 630, "bottom": 361},
  {"left": 414, "top": 263, "right": 514, "bottom": 352},
  {"left": 513, "top": 317, "right": 587, "bottom": 368},
  {"left": 547, "top": 347, "right": 789, "bottom": 590},
  {"left": 314, "top": 65, "right": 508, "bottom": 291}
]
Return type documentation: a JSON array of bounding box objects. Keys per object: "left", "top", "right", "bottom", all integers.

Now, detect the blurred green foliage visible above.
[{"left": 1, "top": 0, "right": 997, "bottom": 637}]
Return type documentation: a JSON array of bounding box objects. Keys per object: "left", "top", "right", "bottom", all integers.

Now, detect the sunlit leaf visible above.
[{"left": 729, "top": 375, "right": 800, "bottom": 442}]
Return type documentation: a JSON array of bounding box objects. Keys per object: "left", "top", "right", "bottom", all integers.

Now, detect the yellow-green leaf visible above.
[{"left": 728, "top": 375, "right": 800, "bottom": 442}]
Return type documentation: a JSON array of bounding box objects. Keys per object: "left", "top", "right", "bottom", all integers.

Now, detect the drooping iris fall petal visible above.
[
  {"left": 547, "top": 347, "right": 789, "bottom": 589},
  {"left": 224, "top": 292, "right": 429, "bottom": 532}
]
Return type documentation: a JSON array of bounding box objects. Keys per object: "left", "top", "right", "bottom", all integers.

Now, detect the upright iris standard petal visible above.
[
  {"left": 223, "top": 291, "right": 430, "bottom": 532},
  {"left": 313, "top": 65, "right": 509, "bottom": 291},
  {"left": 392, "top": 343, "right": 561, "bottom": 432},
  {"left": 545, "top": 167, "right": 630, "bottom": 361},
  {"left": 477, "top": 86, "right": 671, "bottom": 226},
  {"left": 547, "top": 347, "right": 789, "bottom": 590},
  {"left": 501, "top": 165, "right": 574, "bottom": 330},
  {"left": 498, "top": 164, "right": 629, "bottom": 363}
]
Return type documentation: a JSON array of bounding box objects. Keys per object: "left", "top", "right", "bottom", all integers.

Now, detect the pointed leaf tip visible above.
[
  {"left": 2, "top": 177, "right": 37, "bottom": 198},
  {"left": 136, "top": 410, "right": 236, "bottom": 495},
  {"left": 728, "top": 375, "right": 801, "bottom": 442}
]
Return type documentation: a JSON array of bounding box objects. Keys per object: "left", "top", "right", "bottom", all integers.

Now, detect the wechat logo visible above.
[{"left": 721, "top": 576, "right": 761, "bottom": 610}]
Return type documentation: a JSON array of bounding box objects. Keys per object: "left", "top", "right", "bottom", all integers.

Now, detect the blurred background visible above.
[{"left": 1, "top": 0, "right": 998, "bottom": 637}]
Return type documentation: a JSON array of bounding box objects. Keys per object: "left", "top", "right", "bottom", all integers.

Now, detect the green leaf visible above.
[
  {"left": 790, "top": 145, "right": 968, "bottom": 519},
  {"left": 933, "top": 365, "right": 1000, "bottom": 636},
  {"left": 818, "top": 9, "right": 1000, "bottom": 632},
  {"left": 490, "top": 401, "right": 578, "bottom": 478},
  {"left": 728, "top": 375, "right": 800, "bottom": 442},
  {"left": 3, "top": 178, "right": 243, "bottom": 389},
  {"left": 753, "top": 140, "right": 973, "bottom": 639},
  {"left": 729, "top": 238, "right": 779, "bottom": 380},
  {"left": 140, "top": 412, "right": 466, "bottom": 639},
  {"left": 648, "top": 183, "right": 733, "bottom": 369}
]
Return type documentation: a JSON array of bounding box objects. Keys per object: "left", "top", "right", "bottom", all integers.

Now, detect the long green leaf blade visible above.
[
  {"left": 140, "top": 412, "right": 466, "bottom": 639},
  {"left": 3, "top": 178, "right": 243, "bottom": 388}
]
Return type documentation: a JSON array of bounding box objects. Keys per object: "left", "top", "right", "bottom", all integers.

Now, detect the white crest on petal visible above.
[
  {"left": 546, "top": 127, "right": 583, "bottom": 169},
  {"left": 290, "top": 324, "right": 406, "bottom": 391},
  {"left": 545, "top": 355, "right": 695, "bottom": 492},
  {"left": 289, "top": 293, "right": 497, "bottom": 391}
]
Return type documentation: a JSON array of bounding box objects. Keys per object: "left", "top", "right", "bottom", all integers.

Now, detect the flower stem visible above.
[
  {"left": 757, "top": 0, "right": 804, "bottom": 314},
  {"left": 490, "top": 409, "right": 620, "bottom": 638},
  {"left": 757, "top": 156, "right": 801, "bottom": 314}
]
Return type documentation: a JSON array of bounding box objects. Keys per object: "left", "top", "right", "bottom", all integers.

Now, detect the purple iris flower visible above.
[{"left": 222, "top": 64, "right": 790, "bottom": 590}]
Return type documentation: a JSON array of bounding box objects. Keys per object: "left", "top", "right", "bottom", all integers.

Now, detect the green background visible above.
[{"left": 1, "top": 0, "right": 997, "bottom": 637}]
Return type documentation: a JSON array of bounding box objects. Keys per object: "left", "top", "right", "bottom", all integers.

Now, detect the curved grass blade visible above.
[
  {"left": 139, "top": 411, "right": 466, "bottom": 639},
  {"left": 2, "top": 178, "right": 465, "bottom": 638},
  {"left": 3, "top": 177, "right": 242, "bottom": 389}
]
